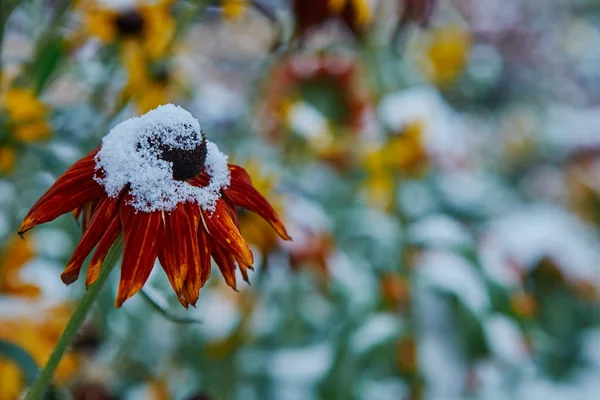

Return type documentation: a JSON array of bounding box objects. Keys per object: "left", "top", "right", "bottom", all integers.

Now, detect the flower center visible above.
[
  {"left": 138, "top": 126, "right": 207, "bottom": 182},
  {"left": 159, "top": 130, "right": 207, "bottom": 182},
  {"left": 114, "top": 10, "right": 145, "bottom": 36}
]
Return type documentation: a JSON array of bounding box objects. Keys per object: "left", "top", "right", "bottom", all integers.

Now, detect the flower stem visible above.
[{"left": 24, "top": 236, "right": 123, "bottom": 400}]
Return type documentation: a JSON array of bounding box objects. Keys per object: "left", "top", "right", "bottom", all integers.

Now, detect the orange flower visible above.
[
  {"left": 292, "top": 0, "right": 373, "bottom": 39},
  {"left": 18, "top": 105, "right": 290, "bottom": 308},
  {"left": 259, "top": 52, "right": 372, "bottom": 167},
  {"left": 0, "top": 304, "right": 80, "bottom": 399}
]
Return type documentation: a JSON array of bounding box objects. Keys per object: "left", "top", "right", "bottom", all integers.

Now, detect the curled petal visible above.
[
  {"left": 86, "top": 216, "right": 122, "bottom": 288},
  {"left": 115, "top": 203, "right": 164, "bottom": 307},
  {"left": 61, "top": 197, "right": 120, "bottom": 285},
  {"left": 212, "top": 244, "right": 237, "bottom": 290},
  {"left": 80, "top": 199, "right": 101, "bottom": 234},
  {"left": 19, "top": 149, "right": 104, "bottom": 235},
  {"left": 204, "top": 199, "right": 254, "bottom": 268},
  {"left": 224, "top": 164, "right": 291, "bottom": 241}
]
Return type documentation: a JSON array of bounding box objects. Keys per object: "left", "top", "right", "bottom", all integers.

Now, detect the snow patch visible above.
[{"left": 95, "top": 104, "right": 230, "bottom": 213}]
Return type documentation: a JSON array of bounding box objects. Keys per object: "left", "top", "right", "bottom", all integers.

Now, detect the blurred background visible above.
[{"left": 2, "top": 0, "right": 600, "bottom": 399}]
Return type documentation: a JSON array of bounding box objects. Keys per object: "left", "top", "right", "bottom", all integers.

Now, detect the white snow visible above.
[
  {"left": 287, "top": 101, "right": 330, "bottom": 140},
  {"left": 409, "top": 214, "right": 472, "bottom": 249},
  {"left": 95, "top": 104, "right": 230, "bottom": 213},
  {"left": 483, "top": 314, "right": 530, "bottom": 365},
  {"left": 378, "top": 87, "right": 469, "bottom": 169},
  {"left": 480, "top": 205, "right": 600, "bottom": 287},
  {"left": 417, "top": 250, "right": 490, "bottom": 315}
]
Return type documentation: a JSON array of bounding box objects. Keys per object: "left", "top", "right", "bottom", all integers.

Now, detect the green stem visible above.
[{"left": 24, "top": 236, "right": 123, "bottom": 400}]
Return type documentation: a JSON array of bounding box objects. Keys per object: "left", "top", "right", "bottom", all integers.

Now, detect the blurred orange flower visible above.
[
  {"left": 259, "top": 52, "right": 372, "bottom": 166},
  {"left": 0, "top": 237, "right": 41, "bottom": 298},
  {"left": 0, "top": 304, "right": 80, "bottom": 400}
]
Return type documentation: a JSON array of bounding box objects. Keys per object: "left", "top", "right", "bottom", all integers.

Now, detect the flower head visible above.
[
  {"left": 19, "top": 104, "right": 290, "bottom": 308},
  {"left": 0, "top": 304, "right": 80, "bottom": 398},
  {"left": 0, "top": 237, "right": 41, "bottom": 298},
  {"left": 258, "top": 52, "right": 373, "bottom": 167},
  {"left": 0, "top": 88, "right": 52, "bottom": 174},
  {"left": 84, "top": 0, "right": 175, "bottom": 59}
]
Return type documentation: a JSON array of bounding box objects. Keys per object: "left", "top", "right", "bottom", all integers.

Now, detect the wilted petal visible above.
[
  {"left": 115, "top": 203, "right": 164, "bottom": 307},
  {"left": 225, "top": 164, "right": 291, "bottom": 241},
  {"left": 204, "top": 198, "right": 254, "bottom": 268},
  {"left": 61, "top": 197, "right": 120, "bottom": 285},
  {"left": 212, "top": 244, "right": 237, "bottom": 290},
  {"left": 197, "top": 220, "right": 213, "bottom": 288},
  {"left": 86, "top": 217, "right": 122, "bottom": 288},
  {"left": 19, "top": 149, "right": 104, "bottom": 235},
  {"left": 159, "top": 202, "right": 201, "bottom": 308}
]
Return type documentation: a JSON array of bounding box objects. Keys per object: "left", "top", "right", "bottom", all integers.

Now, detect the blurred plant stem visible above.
[
  {"left": 0, "top": 0, "right": 21, "bottom": 65},
  {"left": 24, "top": 236, "right": 124, "bottom": 400},
  {"left": 393, "top": 176, "right": 424, "bottom": 400}
]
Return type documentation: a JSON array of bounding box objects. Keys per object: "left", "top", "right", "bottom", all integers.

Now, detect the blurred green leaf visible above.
[{"left": 32, "top": 38, "right": 64, "bottom": 94}]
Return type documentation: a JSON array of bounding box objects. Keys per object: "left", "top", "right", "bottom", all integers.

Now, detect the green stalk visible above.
[{"left": 24, "top": 237, "right": 123, "bottom": 400}]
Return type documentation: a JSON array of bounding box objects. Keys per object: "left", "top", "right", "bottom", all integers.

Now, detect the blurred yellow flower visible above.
[
  {"left": 84, "top": 0, "right": 175, "bottom": 59},
  {"left": 222, "top": 0, "right": 248, "bottom": 21},
  {"left": 0, "top": 304, "right": 79, "bottom": 400},
  {"left": 421, "top": 25, "right": 471, "bottom": 86},
  {"left": 361, "top": 121, "right": 429, "bottom": 210},
  {"left": 2, "top": 88, "right": 52, "bottom": 142},
  {"left": 0, "top": 237, "right": 41, "bottom": 298},
  {"left": 0, "top": 88, "right": 51, "bottom": 174},
  {"left": 121, "top": 43, "right": 182, "bottom": 113},
  {"left": 0, "top": 148, "right": 16, "bottom": 174},
  {"left": 3, "top": 89, "right": 47, "bottom": 122}
]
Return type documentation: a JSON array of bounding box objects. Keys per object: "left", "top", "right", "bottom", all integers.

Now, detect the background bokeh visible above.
[{"left": 2, "top": 0, "right": 600, "bottom": 399}]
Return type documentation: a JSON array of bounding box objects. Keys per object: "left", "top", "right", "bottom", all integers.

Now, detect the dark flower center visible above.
[
  {"left": 151, "top": 63, "right": 170, "bottom": 84},
  {"left": 114, "top": 10, "right": 145, "bottom": 36},
  {"left": 140, "top": 126, "right": 208, "bottom": 181}
]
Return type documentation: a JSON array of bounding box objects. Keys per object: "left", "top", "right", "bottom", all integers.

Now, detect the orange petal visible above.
[
  {"left": 197, "top": 221, "right": 213, "bottom": 288},
  {"left": 158, "top": 202, "right": 201, "bottom": 308},
  {"left": 86, "top": 217, "right": 121, "bottom": 288},
  {"left": 80, "top": 199, "right": 100, "bottom": 234},
  {"left": 180, "top": 202, "right": 205, "bottom": 307},
  {"left": 115, "top": 203, "right": 164, "bottom": 307},
  {"left": 204, "top": 198, "right": 254, "bottom": 268},
  {"left": 19, "top": 149, "right": 104, "bottom": 236},
  {"left": 61, "top": 196, "right": 120, "bottom": 285},
  {"left": 212, "top": 244, "right": 237, "bottom": 290},
  {"left": 224, "top": 164, "right": 291, "bottom": 241}
]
